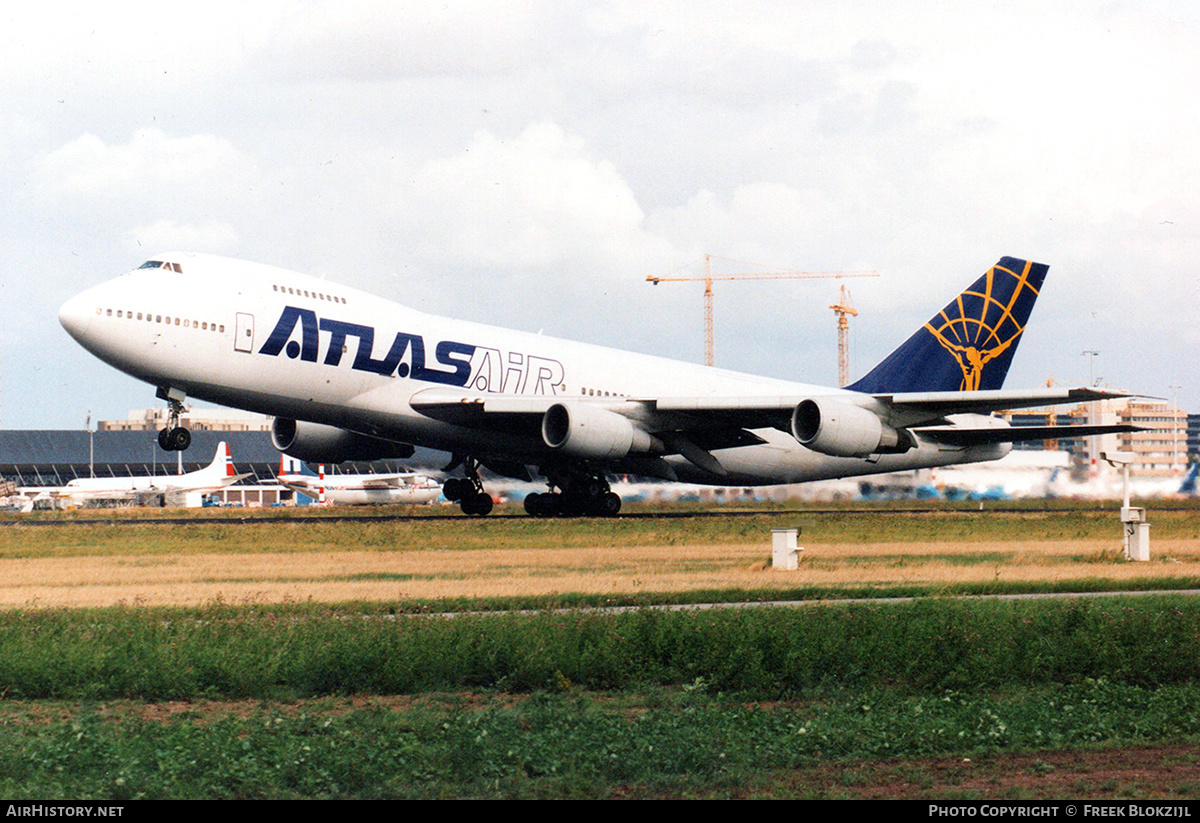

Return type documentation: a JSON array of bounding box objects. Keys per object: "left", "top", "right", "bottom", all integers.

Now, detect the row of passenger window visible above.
[
  {"left": 273, "top": 284, "right": 347, "bottom": 304},
  {"left": 99, "top": 306, "right": 225, "bottom": 333}
]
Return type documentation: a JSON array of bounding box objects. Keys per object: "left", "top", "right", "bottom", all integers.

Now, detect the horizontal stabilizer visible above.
[
  {"left": 875, "top": 386, "right": 1136, "bottom": 416},
  {"left": 918, "top": 423, "right": 1141, "bottom": 447}
]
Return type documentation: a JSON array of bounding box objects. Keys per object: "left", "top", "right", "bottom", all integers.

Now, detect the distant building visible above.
[
  {"left": 1003, "top": 395, "right": 1189, "bottom": 476},
  {"left": 0, "top": 429, "right": 448, "bottom": 508},
  {"left": 1117, "top": 399, "right": 1188, "bottom": 475},
  {"left": 98, "top": 408, "right": 272, "bottom": 432},
  {"left": 1188, "top": 413, "right": 1200, "bottom": 464}
]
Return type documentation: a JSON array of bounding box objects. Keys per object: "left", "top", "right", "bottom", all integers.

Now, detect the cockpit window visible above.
[{"left": 138, "top": 260, "right": 183, "bottom": 273}]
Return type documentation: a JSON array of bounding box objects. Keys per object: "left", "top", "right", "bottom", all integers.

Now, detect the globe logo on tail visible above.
[{"left": 923, "top": 260, "right": 1040, "bottom": 391}]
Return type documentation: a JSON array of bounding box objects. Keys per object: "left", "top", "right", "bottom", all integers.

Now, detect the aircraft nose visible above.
[{"left": 58, "top": 291, "right": 95, "bottom": 342}]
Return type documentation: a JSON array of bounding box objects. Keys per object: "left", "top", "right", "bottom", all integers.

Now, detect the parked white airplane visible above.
[
  {"left": 59, "top": 253, "right": 1138, "bottom": 516},
  {"left": 275, "top": 455, "right": 440, "bottom": 506},
  {"left": 1047, "top": 460, "right": 1199, "bottom": 500},
  {"left": 25, "top": 441, "right": 248, "bottom": 506}
]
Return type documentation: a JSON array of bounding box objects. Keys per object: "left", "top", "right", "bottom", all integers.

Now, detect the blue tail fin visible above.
[{"left": 847, "top": 257, "right": 1048, "bottom": 394}]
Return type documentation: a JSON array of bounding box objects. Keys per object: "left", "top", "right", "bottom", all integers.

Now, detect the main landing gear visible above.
[
  {"left": 155, "top": 387, "right": 191, "bottom": 452},
  {"left": 524, "top": 468, "right": 622, "bottom": 518},
  {"left": 441, "top": 459, "right": 494, "bottom": 516},
  {"left": 440, "top": 458, "right": 622, "bottom": 518}
]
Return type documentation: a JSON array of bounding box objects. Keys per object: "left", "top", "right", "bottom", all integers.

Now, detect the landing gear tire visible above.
[
  {"left": 598, "top": 491, "right": 622, "bottom": 517},
  {"left": 524, "top": 486, "right": 622, "bottom": 518},
  {"left": 461, "top": 491, "right": 493, "bottom": 517},
  {"left": 446, "top": 458, "right": 493, "bottom": 516},
  {"left": 524, "top": 492, "right": 557, "bottom": 517},
  {"left": 442, "top": 477, "right": 467, "bottom": 502},
  {"left": 158, "top": 426, "right": 191, "bottom": 452},
  {"left": 155, "top": 387, "right": 191, "bottom": 451}
]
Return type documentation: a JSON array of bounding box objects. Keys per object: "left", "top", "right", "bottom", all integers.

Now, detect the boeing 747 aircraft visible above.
[{"left": 59, "top": 253, "right": 1137, "bottom": 516}]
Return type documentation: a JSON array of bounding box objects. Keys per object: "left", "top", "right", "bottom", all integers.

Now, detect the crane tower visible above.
[
  {"left": 647, "top": 254, "right": 877, "bottom": 369},
  {"left": 829, "top": 284, "right": 858, "bottom": 388}
]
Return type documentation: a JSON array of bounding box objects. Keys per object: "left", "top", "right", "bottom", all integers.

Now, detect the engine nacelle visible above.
[
  {"left": 790, "top": 398, "right": 905, "bottom": 458},
  {"left": 541, "top": 403, "right": 658, "bottom": 460},
  {"left": 271, "top": 418, "right": 415, "bottom": 464}
]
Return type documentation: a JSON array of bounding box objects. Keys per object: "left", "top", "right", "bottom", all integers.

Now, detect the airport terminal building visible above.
[
  {"left": 0, "top": 429, "right": 291, "bottom": 506},
  {"left": 0, "top": 411, "right": 448, "bottom": 506}
]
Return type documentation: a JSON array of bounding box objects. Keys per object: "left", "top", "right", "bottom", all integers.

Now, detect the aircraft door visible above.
[{"left": 234, "top": 313, "right": 255, "bottom": 353}]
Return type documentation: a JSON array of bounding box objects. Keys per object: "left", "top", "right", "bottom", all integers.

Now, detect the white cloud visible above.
[
  {"left": 3, "top": 1, "right": 1200, "bottom": 426},
  {"left": 35, "top": 129, "right": 255, "bottom": 203},
  {"left": 405, "top": 121, "right": 662, "bottom": 272}
]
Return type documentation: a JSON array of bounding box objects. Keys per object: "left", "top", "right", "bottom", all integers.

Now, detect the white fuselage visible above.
[
  {"left": 64, "top": 474, "right": 226, "bottom": 495},
  {"left": 276, "top": 474, "right": 441, "bottom": 506},
  {"left": 51, "top": 441, "right": 241, "bottom": 501},
  {"left": 59, "top": 253, "right": 1005, "bottom": 485}
]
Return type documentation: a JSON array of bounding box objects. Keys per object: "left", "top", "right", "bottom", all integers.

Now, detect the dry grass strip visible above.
[{"left": 1, "top": 538, "right": 1199, "bottom": 609}]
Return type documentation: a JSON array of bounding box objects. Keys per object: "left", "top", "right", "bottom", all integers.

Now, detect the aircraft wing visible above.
[
  {"left": 410, "top": 385, "right": 1136, "bottom": 432},
  {"left": 356, "top": 475, "right": 415, "bottom": 489},
  {"left": 409, "top": 385, "right": 1140, "bottom": 475},
  {"left": 277, "top": 474, "right": 422, "bottom": 490}
]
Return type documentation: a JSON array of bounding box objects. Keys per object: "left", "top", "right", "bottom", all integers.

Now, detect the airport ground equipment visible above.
[{"left": 1104, "top": 450, "right": 1150, "bottom": 561}]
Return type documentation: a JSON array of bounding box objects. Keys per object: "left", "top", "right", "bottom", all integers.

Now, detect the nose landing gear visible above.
[{"left": 155, "top": 386, "right": 191, "bottom": 452}]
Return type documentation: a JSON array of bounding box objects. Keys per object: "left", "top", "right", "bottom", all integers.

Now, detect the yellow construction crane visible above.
[
  {"left": 829, "top": 284, "right": 858, "bottom": 388},
  {"left": 647, "top": 254, "right": 878, "bottom": 368}
]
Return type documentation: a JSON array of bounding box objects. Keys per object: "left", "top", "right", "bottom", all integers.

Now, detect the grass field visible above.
[
  {"left": 2, "top": 501, "right": 1199, "bottom": 608},
  {"left": 1, "top": 499, "right": 1199, "bottom": 798}
]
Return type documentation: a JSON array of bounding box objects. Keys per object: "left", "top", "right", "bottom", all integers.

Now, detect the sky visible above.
[{"left": 2, "top": 0, "right": 1198, "bottom": 429}]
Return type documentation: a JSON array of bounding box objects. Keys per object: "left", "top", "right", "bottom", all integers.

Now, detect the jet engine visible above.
[
  {"left": 790, "top": 398, "right": 907, "bottom": 458},
  {"left": 271, "top": 418, "right": 415, "bottom": 463},
  {"left": 541, "top": 403, "right": 660, "bottom": 460}
]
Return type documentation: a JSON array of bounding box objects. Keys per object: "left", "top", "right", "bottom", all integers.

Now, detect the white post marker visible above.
[{"left": 771, "top": 528, "right": 801, "bottom": 570}]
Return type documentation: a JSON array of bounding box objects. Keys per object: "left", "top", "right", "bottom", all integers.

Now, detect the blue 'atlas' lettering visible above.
[
  {"left": 319, "top": 318, "right": 410, "bottom": 376},
  {"left": 419, "top": 340, "right": 474, "bottom": 386},
  {"left": 259, "top": 306, "right": 560, "bottom": 393},
  {"left": 259, "top": 306, "right": 319, "bottom": 361}
]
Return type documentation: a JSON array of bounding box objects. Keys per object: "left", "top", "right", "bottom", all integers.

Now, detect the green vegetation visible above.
[
  {"left": 1, "top": 500, "right": 1198, "bottom": 797},
  {"left": 3, "top": 678, "right": 1199, "bottom": 799},
  {"left": 2, "top": 596, "right": 1199, "bottom": 700},
  {"left": 2, "top": 596, "right": 1200, "bottom": 797}
]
